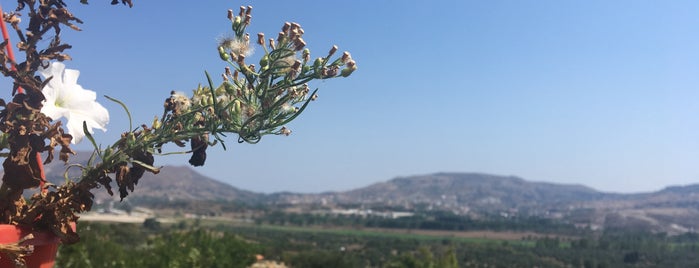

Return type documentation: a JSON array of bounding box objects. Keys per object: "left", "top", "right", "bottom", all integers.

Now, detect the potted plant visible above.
[{"left": 0, "top": 1, "right": 356, "bottom": 267}]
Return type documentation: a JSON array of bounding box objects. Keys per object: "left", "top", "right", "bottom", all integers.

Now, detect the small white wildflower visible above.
[
  {"left": 171, "top": 91, "right": 191, "bottom": 110},
  {"left": 218, "top": 35, "right": 254, "bottom": 57},
  {"left": 280, "top": 102, "right": 296, "bottom": 114},
  {"left": 280, "top": 126, "right": 292, "bottom": 136},
  {"left": 216, "top": 94, "right": 231, "bottom": 105}
]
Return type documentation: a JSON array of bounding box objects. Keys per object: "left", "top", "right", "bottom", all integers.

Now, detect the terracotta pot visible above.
[{"left": 0, "top": 225, "right": 63, "bottom": 268}]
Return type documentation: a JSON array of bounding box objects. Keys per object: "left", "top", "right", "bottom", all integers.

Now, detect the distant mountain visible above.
[
  {"left": 269, "top": 173, "right": 610, "bottom": 209},
  {"left": 30, "top": 153, "right": 699, "bottom": 233},
  {"left": 341, "top": 172, "right": 611, "bottom": 210},
  {"left": 41, "top": 151, "right": 261, "bottom": 203},
  {"left": 269, "top": 173, "right": 699, "bottom": 234}
]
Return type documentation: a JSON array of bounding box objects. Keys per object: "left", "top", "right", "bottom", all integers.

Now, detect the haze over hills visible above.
[{"left": 35, "top": 151, "right": 699, "bottom": 233}]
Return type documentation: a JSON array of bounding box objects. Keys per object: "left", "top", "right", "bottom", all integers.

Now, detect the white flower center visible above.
[{"left": 55, "top": 98, "right": 65, "bottom": 108}]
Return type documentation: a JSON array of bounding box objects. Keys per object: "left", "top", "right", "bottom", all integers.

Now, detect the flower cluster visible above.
[{"left": 209, "top": 6, "right": 357, "bottom": 143}]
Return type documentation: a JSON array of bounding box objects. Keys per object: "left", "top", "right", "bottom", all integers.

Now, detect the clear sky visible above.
[{"left": 1, "top": 0, "right": 698, "bottom": 194}]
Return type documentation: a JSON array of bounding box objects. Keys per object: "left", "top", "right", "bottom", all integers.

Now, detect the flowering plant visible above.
[{"left": 0, "top": 1, "right": 355, "bottom": 267}]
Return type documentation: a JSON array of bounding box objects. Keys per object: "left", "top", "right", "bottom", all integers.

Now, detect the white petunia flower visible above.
[{"left": 39, "top": 62, "right": 109, "bottom": 144}]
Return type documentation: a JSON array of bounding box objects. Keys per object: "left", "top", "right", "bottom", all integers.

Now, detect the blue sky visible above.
[{"left": 2, "top": 0, "right": 698, "bottom": 194}]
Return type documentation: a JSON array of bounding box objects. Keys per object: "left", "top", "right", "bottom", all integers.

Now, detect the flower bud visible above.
[
  {"left": 323, "top": 66, "right": 340, "bottom": 78},
  {"left": 313, "top": 57, "right": 323, "bottom": 68},
  {"left": 223, "top": 82, "right": 236, "bottom": 95},
  {"left": 302, "top": 49, "right": 311, "bottom": 62},
  {"left": 341, "top": 61, "right": 357, "bottom": 77},
  {"left": 152, "top": 116, "right": 162, "bottom": 129},
  {"left": 218, "top": 46, "right": 230, "bottom": 61},
  {"left": 227, "top": 9, "right": 234, "bottom": 21},
  {"left": 346, "top": 59, "right": 356, "bottom": 69},
  {"left": 340, "top": 68, "right": 355, "bottom": 77},
  {"left": 342, "top": 51, "right": 352, "bottom": 63},
  {"left": 328, "top": 45, "right": 338, "bottom": 57},
  {"left": 257, "top": 33, "right": 265, "bottom": 46},
  {"left": 294, "top": 38, "right": 306, "bottom": 51},
  {"left": 260, "top": 55, "right": 269, "bottom": 67},
  {"left": 215, "top": 85, "right": 226, "bottom": 96},
  {"left": 292, "top": 60, "right": 302, "bottom": 71},
  {"left": 234, "top": 100, "right": 242, "bottom": 114},
  {"left": 240, "top": 64, "right": 251, "bottom": 74}
]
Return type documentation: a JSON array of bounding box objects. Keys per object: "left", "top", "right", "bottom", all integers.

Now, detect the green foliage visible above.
[
  {"left": 143, "top": 217, "right": 161, "bottom": 231},
  {"left": 383, "top": 246, "right": 459, "bottom": 268},
  {"left": 138, "top": 229, "right": 257, "bottom": 268},
  {"left": 284, "top": 250, "right": 360, "bottom": 268},
  {"left": 57, "top": 222, "right": 258, "bottom": 268},
  {"left": 57, "top": 221, "right": 699, "bottom": 268},
  {"left": 255, "top": 209, "right": 580, "bottom": 235}
]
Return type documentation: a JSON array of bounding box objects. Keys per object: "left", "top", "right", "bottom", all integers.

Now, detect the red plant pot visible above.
[{"left": 0, "top": 224, "right": 66, "bottom": 268}]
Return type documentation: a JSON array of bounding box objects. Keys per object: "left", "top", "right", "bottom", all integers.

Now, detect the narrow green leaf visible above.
[
  {"left": 82, "top": 121, "right": 102, "bottom": 159},
  {"left": 273, "top": 88, "right": 318, "bottom": 128},
  {"left": 205, "top": 71, "right": 222, "bottom": 132},
  {"left": 131, "top": 159, "right": 161, "bottom": 174},
  {"left": 87, "top": 150, "right": 97, "bottom": 167},
  {"left": 213, "top": 132, "right": 227, "bottom": 150},
  {"left": 105, "top": 95, "right": 133, "bottom": 131},
  {"left": 63, "top": 164, "right": 84, "bottom": 183}
]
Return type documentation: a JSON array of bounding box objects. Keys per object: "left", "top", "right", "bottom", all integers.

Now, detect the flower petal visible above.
[
  {"left": 62, "top": 68, "right": 80, "bottom": 87},
  {"left": 72, "top": 102, "right": 109, "bottom": 131},
  {"left": 65, "top": 114, "right": 84, "bottom": 144},
  {"left": 65, "top": 102, "right": 109, "bottom": 144},
  {"left": 41, "top": 102, "right": 69, "bottom": 121},
  {"left": 38, "top": 61, "right": 110, "bottom": 144},
  {"left": 38, "top": 62, "right": 64, "bottom": 82}
]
